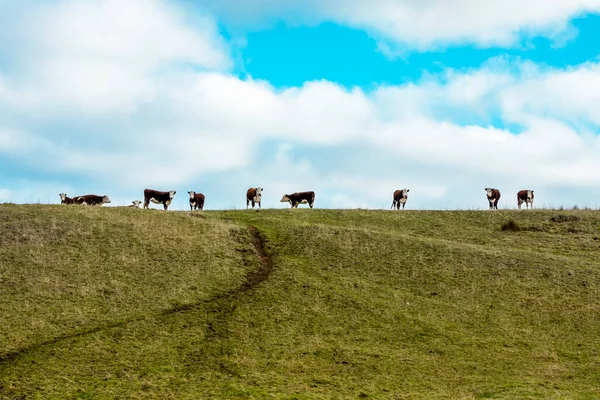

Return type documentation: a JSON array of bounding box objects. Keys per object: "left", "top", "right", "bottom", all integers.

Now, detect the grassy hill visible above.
[{"left": 1, "top": 205, "right": 600, "bottom": 399}]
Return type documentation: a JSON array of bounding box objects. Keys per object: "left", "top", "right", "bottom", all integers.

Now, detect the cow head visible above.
[
  {"left": 169, "top": 190, "right": 176, "bottom": 199},
  {"left": 485, "top": 188, "right": 494, "bottom": 198},
  {"left": 59, "top": 193, "right": 67, "bottom": 202},
  {"left": 527, "top": 190, "right": 534, "bottom": 200},
  {"left": 402, "top": 188, "right": 410, "bottom": 196},
  {"left": 131, "top": 200, "right": 142, "bottom": 208},
  {"left": 101, "top": 195, "right": 111, "bottom": 204},
  {"left": 254, "top": 187, "right": 263, "bottom": 201},
  {"left": 280, "top": 194, "right": 291, "bottom": 204},
  {"left": 188, "top": 191, "right": 196, "bottom": 199}
]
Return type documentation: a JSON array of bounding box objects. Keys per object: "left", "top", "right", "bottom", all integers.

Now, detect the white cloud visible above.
[
  {"left": 500, "top": 62, "right": 600, "bottom": 126},
  {"left": 2, "top": 1, "right": 600, "bottom": 209},
  {"left": 195, "top": 0, "right": 600, "bottom": 50},
  {"left": 4, "top": 57, "right": 600, "bottom": 207},
  {"left": 0, "top": 0, "right": 230, "bottom": 115}
]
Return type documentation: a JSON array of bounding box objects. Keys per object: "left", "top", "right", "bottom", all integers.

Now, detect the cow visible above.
[
  {"left": 59, "top": 193, "right": 76, "bottom": 205},
  {"left": 391, "top": 189, "right": 410, "bottom": 210},
  {"left": 128, "top": 200, "right": 142, "bottom": 208},
  {"left": 517, "top": 190, "right": 534, "bottom": 209},
  {"left": 246, "top": 187, "right": 263, "bottom": 209},
  {"left": 485, "top": 188, "right": 501, "bottom": 210},
  {"left": 74, "top": 194, "right": 111, "bottom": 206},
  {"left": 188, "top": 191, "right": 205, "bottom": 211},
  {"left": 280, "top": 191, "right": 315, "bottom": 208},
  {"left": 143, "top": 189, "right": 176, "bottom": 210}
]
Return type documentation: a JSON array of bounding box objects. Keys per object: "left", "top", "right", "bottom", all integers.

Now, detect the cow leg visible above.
[
  {"left": 518, "top": 201, "right": 522, "bottom": 210},
  {"left": 163, "top": 203, "right": 168, "bottom": 211}
]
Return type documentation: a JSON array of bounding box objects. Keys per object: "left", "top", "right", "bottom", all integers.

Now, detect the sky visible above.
[{"left": 1, "top": 0, "right": 600, "bottom": 210}]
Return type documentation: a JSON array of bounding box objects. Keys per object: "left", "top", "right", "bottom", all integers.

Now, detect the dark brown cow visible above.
[
  {"left": 246, "top": 187, "right": 263, "bottom": 209},
  {"left": 391, "top": 188, "right": 410, "bottom": 210},
  {"left": 517, "top": 190, "right": 534, "bottom": 209},
  {"left": 485, "top": 188, "right": 501, "bottom": 210},
  {"left": 74, "top": 194, "right": 111, "bottom": 206},
  {"left": 188, "top": 191, "right": 205, "bottom": 211},
  {"left": 280, "top": 191, "right": 315, "bottom": 208},
  {"left": 144, "top": 189, "right": 176, "bottom": 210},
  {"left": 59, "top": 193, "right": 76, "bottom": 205}
]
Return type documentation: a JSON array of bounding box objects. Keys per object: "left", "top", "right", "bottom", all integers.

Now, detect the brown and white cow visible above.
[
  {"left": 188, "top": 191, "right": 205, "bottom": 211},
  {"left": 517, "top": 190, "right": 534, "bottom": 209},
  {"left": 59, "top": 193, "right": 76, "bottom": 205},
  {"left": 391, "top": 188, "right": 410, "bottom": 210},
  {"left": 143, "top": 189, "right": 176, "bottom": 210},
  {"left": 246, "top": 187, "right": 263, "bottom": 209},
  {"left": 280, "top": 191, "right": 315, "bottom": 208},
  {"left": 128, "top": 200, "right": 142, "bottom": 208},
  {"left": 485, "top": 188, "right": 501, "bottom": 210},
  {"left": 74, "top": 194, "right": 111, "bottom": 206}
]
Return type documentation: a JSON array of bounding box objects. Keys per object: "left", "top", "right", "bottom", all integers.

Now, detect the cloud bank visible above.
[
  {"left": 1, "top": 0, "right": 600, "bottom": 209},
  {"left": 196, "top": 0, "right": 600, "bottom": 50}
]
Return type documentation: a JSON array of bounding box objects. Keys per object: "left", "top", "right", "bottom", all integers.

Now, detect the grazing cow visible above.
[
  {"left": 188, "top": 191, "right": 205, "bottom": 211},
  {"left": 280, "top": 191, "right": 315, "bottom": 208},
  {"left": 74, "top": 194, "right": 111, "bottom": 206},
  {"left": 391, "top": 189, "right": 410, "bottom": 210},
  {"left": 59, "top": 193, "right": 76, "bottom": 205},
  {"left": 485, "top": 188, "right": 501, "bottom": 210},
  {"left": 128, "top": 200, "right": 142, "bottom": 208},
  {"left": 143, "top": 189, "right": 176, "bottom": 210},
  {"left": 517, "top": 190, "right": 534, "bottom": 209},
  {"left": 246, "top": 187, "right": 263, "bottom": 209}
]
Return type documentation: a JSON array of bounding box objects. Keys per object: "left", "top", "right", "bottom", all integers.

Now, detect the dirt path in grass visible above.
[{"left": 0, "top": 225, "right": 274, "bottom": 364}]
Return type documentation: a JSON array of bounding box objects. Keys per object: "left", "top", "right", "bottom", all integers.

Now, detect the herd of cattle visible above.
[{"left": 58, "top": 187, "right": 535, "bottom": 210}]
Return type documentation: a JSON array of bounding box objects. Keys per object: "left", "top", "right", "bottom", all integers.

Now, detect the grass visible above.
[{"left": 1, "top": 205, "right": 600, "bottom": 399}]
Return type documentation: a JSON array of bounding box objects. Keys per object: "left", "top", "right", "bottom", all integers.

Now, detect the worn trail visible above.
[{"left": 0, "top": 225, "right": 273, "bottom": 365}]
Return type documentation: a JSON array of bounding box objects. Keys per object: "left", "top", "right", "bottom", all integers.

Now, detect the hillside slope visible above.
[{"left": 1, "top": 206, "right": 600, "bottom": 399}]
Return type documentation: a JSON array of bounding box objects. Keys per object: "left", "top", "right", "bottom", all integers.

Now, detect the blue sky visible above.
[
  {"left": 1, "top": 0, "right": 600, "bottom": 209},
  {"left": 238, "top": 15, "right": 600, "bottom": 89}
]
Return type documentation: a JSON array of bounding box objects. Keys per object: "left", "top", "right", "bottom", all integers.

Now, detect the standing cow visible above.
[
  {"left": 188, "top": 191, "right": 205, "bottom": 211},
  {"left": 74, "top": 194, "right": 111, "bottom": 206},
  {"left": 391, "top": 189, "right": 410, "bottom": 210},
  {"left": 280, "top": 191, "right": 315, "bottom": 208},
  {"left": 143, "top": 189, "right": 176, "bottom": 210},
  {"left": 246, "top": 187, "right": 263, "bottom": 209},
  {"left": 485, "top": 188, "right": 501, "bottom": 210},
  {"left": 517, "top": 190, "right": 534, "bottom": 209}
]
